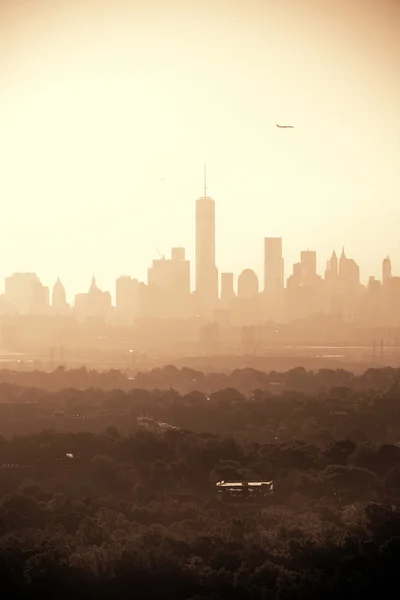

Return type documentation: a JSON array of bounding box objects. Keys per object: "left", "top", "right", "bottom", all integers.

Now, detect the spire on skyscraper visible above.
[
  {"left": 89, "top": 275, "right": 98, "bottom": 293},
  {"left": 195, "top": 162, "right": 218, "bottom": 312}
]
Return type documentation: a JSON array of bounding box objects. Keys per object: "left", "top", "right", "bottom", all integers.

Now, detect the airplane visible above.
[{"left": 276, "top": 124, "right": 294, "bottom": 129}]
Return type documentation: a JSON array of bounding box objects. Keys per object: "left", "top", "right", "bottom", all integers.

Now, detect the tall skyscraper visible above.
[
  {"left": 264, "top": 237, "right": 283, "bottom": 318},
  {"left": 382, "top": 256, "right": 392, "bottom": 286},
  {"left": 147, "top": 247, "right": 191, "bottom": 318},
  {"left": 300, "top": 250, "right": 317, "bottom": 281},
  {"left": 116, "top": 276, "right": 138, "bottom": 323},
  {"left": 52, "top": 278, "right": 70, "bottom": 315},
  {"left": 195, "top": 165, "right": 218, "bottom": 313},
  {"left": 325, "top": 250, "right": 338, "bottom": 280},
  {"left": 339, "top": 248, "right": 360, "bottom": 287}
]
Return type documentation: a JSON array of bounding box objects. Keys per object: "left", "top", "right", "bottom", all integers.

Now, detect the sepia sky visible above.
[{"left": 0, "top": 0, "right": 399, "bottom": 300}]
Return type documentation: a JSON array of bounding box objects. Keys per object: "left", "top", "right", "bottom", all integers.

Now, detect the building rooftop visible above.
[{"left": 216, "top": 480, "right": 273, "bottom": 488}]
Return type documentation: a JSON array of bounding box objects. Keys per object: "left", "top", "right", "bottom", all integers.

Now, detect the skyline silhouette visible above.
[
  {"left": 0, "top": 176, "right": 399, "bottom": 332},
  {"left": 0, "top": 0, "right": 400, "bottom": 296},
  {"left": 0, "top": 168, "right": 398, "bottom": 304}
]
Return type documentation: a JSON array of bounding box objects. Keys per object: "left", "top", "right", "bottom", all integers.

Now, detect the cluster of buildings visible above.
[{"left": 0, "top": 179, "right": 399, "bottom": 329}]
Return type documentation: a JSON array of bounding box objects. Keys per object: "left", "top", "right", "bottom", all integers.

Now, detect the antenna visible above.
[{"left": 204, "top": 162, "right": 207, "bottom": 197}]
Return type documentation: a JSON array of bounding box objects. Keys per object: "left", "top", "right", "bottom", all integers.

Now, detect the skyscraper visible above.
[
  {"left": 325, "top": 250, "right": 338, "bottom": 280},
  {"left": 382, "top": 256, "right": 392, "bottom": 286},
  {"left": 339, "top": 248, "right": 360, "bottom": 287},
  {"left": 221, "top": 273, "right": 235, "bottom": 303},
  {"left": 147, "top": 247, "right": 191, "bottom": 318},
  {"left": 116, "top": 276, "right": 138, "bottom": 323},
  {"left": 264, "top": 237, "right": 283, "bottom": 318},
  {"left": 300, "top": 250, "right": 317, "bottom": 282},
  {"left": 52, "top": 278, "right": 70, "bottom": 315},
  {"left": 195, "top": 165, "right": 218, "bottom": 313}
]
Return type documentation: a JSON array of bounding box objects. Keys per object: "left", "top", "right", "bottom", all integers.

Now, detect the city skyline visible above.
[
  {"left": 1, "top": 0, "right": 399, "bottom": 298},
  {"left": 0, "top": 170, "right": 398, "bottom": 304},
  {"left": 0, "top": 177, "right": 397, "bottom": 310}
]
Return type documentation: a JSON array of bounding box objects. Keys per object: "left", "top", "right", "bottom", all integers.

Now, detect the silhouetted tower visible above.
[
  {"left": 195, "top": 164, "right": 218, "bottom": 312},
  {"left": 330, "top": 250, "right": 338, "bottom": 277},
  {"left": 52, "top": 278, "right": 69, "bottom": 315},
  {"left": 90, "top": 275, "right": 98, "bottom": 293},
  {"left": 382, "top": 256, "right": 392, "bottom": 286},
  {"left": 300, "top": 250, "right": 317, "bottom": 281},
  {"left": 339, "top": 247, "right": 346, "bottom": 276},
  {"left": 52, "top": 278, "right": 67, "bottom": 307},
  {"left": 264, "top": 237, "right": 283, "bottom": 316}
]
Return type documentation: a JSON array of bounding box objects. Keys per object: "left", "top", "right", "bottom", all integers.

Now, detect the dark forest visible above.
[{"left": 1, "top": 366, "right": 400, "bottom": 598}]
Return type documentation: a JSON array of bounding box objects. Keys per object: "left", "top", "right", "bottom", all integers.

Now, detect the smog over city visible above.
[{"left": 0, "top": 0, "right": 400, "bottom": 598}]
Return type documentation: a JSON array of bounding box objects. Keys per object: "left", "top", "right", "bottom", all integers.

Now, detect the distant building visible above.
[
  {"left": 234, "top": 270, "right": 261, "bottom": 326},
  {"left": 51, "top": 278, "right": 70, "bottom": 315},
  {"left": 325, "top": 250, "right": 338, "bottom": 280},
  {"left": 383, "top": 276, "right": 400, "bottom": 326},
  {"left": 339, "top": 248, "right": 360, "bottom": 287},
  {"left": 216, "top": 480, "right": 273, "bottom": 502},
  {"left": 324, "top": 250, "right": 341, "bottom": 315},
  {"left": 237, "top": 269, "right": 259, "bottom": 299},
  {"left": 116, "top": 276, "right": 138, "bottom": 323},
  {"left": 220, "top": 272, "right": 235, "bottom": 304},
  {"left": 382, "top": 256, "right": 392, "bottom": 286},
  {"left": 171, "top": 247, "right": 185, "bottom": 261},
  {"left": 195, "top": 167, "right": 218, "bottom": 314},
  {"left": 147, "top": 247, "right": 191, "bottom": 319},
  {"left": 74, "top": 276, "right": 112, "bottom": 323},
  {"left": 359, "top": 275, "right": 382, "bottom": 324},
  {"left": 331, "top": 249, "right": 362, "bottom": 321},
  {"left": 286, "top": 251, "right": 323, "bottom": 320},
  {"left": 300, "top": 250, "right": 317, "bottom": 282},
  {"left": 264, "top": 237, "right": 284, "bottom": 320},
  {"left": 4, "top": 273, "right": 49, "bottom": 315}
]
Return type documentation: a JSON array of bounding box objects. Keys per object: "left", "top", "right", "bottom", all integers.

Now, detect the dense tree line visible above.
[
  {"left": 0, "top": 427, "right": 400, "bottom": 597},
  {"left": 1, "top": 367, "right": 400, "bottom": 596},
  {"left": 0, "top": 364, "right": 399, "bottom": 394},
  {"left": 2, "top": 374, "right": 400, "bottom": 444}
]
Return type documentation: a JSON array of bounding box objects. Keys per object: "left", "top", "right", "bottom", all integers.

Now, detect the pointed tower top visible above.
[
  {"left": 54, "top": 277, "right": 65, "bottom": 289},
  {"left": 331, "top": 249, "right": 337, "bottom": 259},
  {"left": 89, "top": 275, "right": 97, "bottom": 293},
  {"left": 341, "top": 247, "right": 346, "bottom": 259}
]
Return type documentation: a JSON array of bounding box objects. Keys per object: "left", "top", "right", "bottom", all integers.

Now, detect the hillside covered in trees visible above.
[
  {"left": 0, "top": 366, "right": 400, "bottom": 597},
  {"left": 0, "top": 363, "right": 398, "bottom": 393}
]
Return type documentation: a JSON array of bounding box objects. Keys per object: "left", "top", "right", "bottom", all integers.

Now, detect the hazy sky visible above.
[{"left": 1, "top": 0, "right": 399, "bottom": 300}]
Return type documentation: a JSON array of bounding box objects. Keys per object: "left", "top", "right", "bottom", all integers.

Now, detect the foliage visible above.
[{"left": 0, "top": 367, "right": 399, "bottom": 596}]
